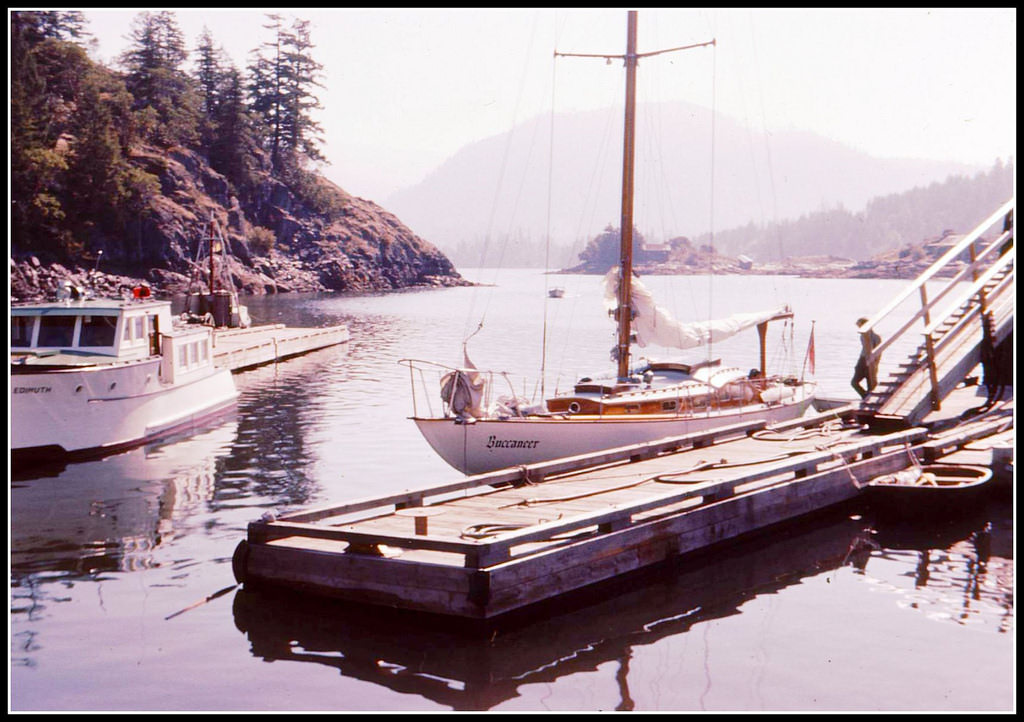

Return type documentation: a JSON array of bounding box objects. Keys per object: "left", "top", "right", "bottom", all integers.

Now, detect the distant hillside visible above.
[
  {"left": 385, "top": 100, "right": 985, "bottom": 266},
  {"left": 706, "top": 160, "right": 1014, "bottom": 262}
]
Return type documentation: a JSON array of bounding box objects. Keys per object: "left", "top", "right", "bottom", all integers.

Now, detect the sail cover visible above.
[
  {"left": 439, "top": 346, "right": 487, "bottom": 418},
  {"left": 603, "top": 268, "right": 788, "bottom": 350}
]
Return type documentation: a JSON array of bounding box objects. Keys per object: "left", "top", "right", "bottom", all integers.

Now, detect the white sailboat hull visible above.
[
  {"left": 413, "top": 393, "right": 816, "bottom": 475},
  {"left": 11, "top": 358, "right": 238, "bottom": 460}
]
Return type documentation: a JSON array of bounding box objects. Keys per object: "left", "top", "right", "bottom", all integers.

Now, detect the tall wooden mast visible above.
[{"left": 615, "top": 11, "right": 639, "bottom": 380}]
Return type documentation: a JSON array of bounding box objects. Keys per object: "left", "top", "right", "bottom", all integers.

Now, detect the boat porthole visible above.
[
  {"left": 75, "top": 385, "right": 83, "bottom": 393},
  {"left": 568, "top": 402, "right": 581, "bottom": 414},
  {"left": 109, "top": 382, "right": 117, "bottom": 391}
]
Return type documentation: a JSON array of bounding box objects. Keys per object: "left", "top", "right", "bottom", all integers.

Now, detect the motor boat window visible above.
[
  {"left": 79, "top": 315, "right": 118, "bottom": 347},
  {"left": 37, "top": 316, "right": 77, "bottom": 347},
  {"left": 11, "top": 316, "right": 35, "bottom": 347}
]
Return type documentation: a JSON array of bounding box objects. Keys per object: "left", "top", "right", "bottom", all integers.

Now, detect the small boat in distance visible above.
[
  {"left": 11, "top": 280, "right": 238, "bottom": 466},
  {"left": 548, "top": 287, "right": 566, "bottom": 299},
  {"left": 403, "top": 12, "right": 816, "bottom": 475}
]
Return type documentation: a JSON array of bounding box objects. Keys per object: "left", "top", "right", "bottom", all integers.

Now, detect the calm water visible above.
[{"left": 9, "top": 270, "right": 1014, "bottom": 712}]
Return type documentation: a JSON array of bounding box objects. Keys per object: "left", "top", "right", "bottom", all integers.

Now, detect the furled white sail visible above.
[
  {"left": 603, "top": 268, "right": 787, "bottom": 351},
  {"left": 439, "top": 345, "right": 487, "bottom": 418}
]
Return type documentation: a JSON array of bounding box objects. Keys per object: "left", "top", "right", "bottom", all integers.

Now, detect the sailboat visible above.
[{"left": 403, "top": 12, "right": 817, "bottom": 475}]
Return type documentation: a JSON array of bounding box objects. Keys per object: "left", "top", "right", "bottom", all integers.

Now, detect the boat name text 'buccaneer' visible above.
[{"left": 486, "top": 436, "right": 540, "bottom": 450}]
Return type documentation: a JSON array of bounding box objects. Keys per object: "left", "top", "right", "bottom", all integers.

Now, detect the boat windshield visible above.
[
  {"left": 79, "top": 315, "right": 118, "bottom": 346},
  {"left": 12, "top": 311, "right": 122, "bottom": 351},
  {"left": 37, "top": 316, "right": 77, "bottom": 347}
]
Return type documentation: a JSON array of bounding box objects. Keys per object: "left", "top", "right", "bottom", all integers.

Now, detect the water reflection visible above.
[
  {"left": 217, "top": 350, "right": 340, "bottom": 512},
  {"left": 11, "top": 416, "right": 239, "bottom": 580},
  {"left": 232, "top": 508, "right": 872, "bottom": 711},
  {"left": 11, "top": 415, "right": 240, "bottom": 666},
  {"left": 858, "top": 497, "right": 1013, "bottom": 634}
]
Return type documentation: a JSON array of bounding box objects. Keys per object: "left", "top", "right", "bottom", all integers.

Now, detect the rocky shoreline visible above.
[{"left": 9, "top": 253, "right": 469, "bottom": 304}]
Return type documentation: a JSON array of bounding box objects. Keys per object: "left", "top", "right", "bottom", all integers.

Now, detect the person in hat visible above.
[{"left": 851, "top": 317, "right": 881, "bottom": 398}]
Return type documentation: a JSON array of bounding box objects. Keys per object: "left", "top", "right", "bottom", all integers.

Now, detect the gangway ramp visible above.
[{"left": 856, "top": 200, "right": 1014, "bottom": 428}]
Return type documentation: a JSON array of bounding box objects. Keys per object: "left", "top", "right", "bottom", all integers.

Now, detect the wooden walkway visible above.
[
  {"left": 212, "top": 323, "right": 349, "bottom": 372},
  {"left": 233, "top": 390, "right": 1012, "bottom": 619}
]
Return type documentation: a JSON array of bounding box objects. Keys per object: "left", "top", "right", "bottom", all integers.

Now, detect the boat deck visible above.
[
  {"left": 234, "top": 388, "right": 1011, "bottom": 620},
  {"left": 212, "top": 323, "right": 349, "bottom": 372}
]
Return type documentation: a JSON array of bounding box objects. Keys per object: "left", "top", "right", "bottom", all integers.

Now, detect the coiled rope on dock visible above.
[{"left": 750, "top": 419, "right": 862, "bottom": 447}]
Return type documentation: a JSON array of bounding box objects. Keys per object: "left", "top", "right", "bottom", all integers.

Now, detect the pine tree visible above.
[
  {"left": 119, "top": 11, "right": 200, "bottom": 147},
  {"left": 13, "top": 9, "right": 88, "bottom": 46},
  {"left": 194, "top": 27, "right": 228, "bottom": 117},
  {"left": 210, "top": 66, "right": 262, "bottom": 195},
  {"left": 247, "top": 14, "right": 325, "bottom": 174},
  {"left": 248, "top": 13, "right": 288, "bottom": 171},
  {"left": 279, "top": 18, "right": 325, "bottom": 168}
]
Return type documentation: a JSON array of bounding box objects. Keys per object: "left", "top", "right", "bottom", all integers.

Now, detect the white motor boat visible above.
[{"left": 11, "top": 282, "right": 238, "bottom": 464}]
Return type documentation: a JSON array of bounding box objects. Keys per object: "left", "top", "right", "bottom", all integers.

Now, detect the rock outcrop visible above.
[{"left": 10, "top": 145, "right": 468, "bottom": 302}]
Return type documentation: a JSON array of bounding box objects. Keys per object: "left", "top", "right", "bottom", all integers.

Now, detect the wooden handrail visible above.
[{"left": 924, "top": 247, "right": 1014, "bottom": 337}]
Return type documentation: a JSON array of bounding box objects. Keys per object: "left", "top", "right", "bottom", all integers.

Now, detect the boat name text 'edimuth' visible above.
[{"left": 14, "top": 386, "right": 53, "bottom": 394}]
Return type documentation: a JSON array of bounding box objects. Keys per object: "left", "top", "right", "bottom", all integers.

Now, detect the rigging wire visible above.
[
  {"left": 548, "top": 60, "right": 625, "bottom": 391},
  {"left": 540, "top": 45, "right": 559, "bottom": 399},
  {"left": 705, "top": 39, "right": 719, "bottom": 370},
  {"left": 743, "top": 10, "right": 795, "bottom": 312},
  {"left": 462, "top": 12, "right": 543, "bottom": 347}
]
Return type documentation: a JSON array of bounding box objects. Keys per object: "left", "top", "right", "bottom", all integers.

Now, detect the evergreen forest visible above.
[{"left": 11, "top": 10, "right": 336, "bottom": 265}]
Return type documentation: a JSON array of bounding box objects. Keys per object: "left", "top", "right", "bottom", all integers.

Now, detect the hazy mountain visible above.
[{"left": 385, "top": 101, "right": 983, "bottom": 266}]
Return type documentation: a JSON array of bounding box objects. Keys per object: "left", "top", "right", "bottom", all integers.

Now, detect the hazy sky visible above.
[{"left": 75, "top": 8, "right": 1016, "bottom": 202}]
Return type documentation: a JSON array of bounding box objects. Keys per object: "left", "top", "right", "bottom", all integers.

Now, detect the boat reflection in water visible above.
[
  {"left": 10, "top": 414, "right": 238, "bottom": 578},
  {"left": 231, "top": 500, "right": 1010, "bottom": 711}
]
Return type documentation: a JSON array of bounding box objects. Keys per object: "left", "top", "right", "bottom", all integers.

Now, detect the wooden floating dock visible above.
[
  {"left": 232, "top": 392, "right": 1012, "bottom": 620},
  {"left": 212, "top": 323, "right": 349, "bottom": 372}
]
